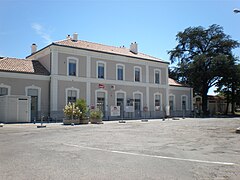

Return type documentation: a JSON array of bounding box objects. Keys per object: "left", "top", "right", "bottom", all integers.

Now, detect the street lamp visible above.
[{"left": 233, "top": 8, "right": 240, "bottom": 13}]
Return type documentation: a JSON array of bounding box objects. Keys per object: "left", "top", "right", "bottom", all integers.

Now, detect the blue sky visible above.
[{"left": 1, "top": 0, "right": 240, "bottom": 94}]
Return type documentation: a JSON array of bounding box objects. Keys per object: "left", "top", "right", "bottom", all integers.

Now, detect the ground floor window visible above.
[
  {"left": 0, "top": 87, "right": 8, "bottom": 96},
  {"left": 67, "top": 90, "right": 77, "bottom": 104},
  {"left": 169, "top": 95, "right": 174, "bottom": 111},
  {"left": 154, "top": 94, "right": 161, "bottom": 111},
  {"left": 182, "top": 95, "right": 187, "bottom": 110}
]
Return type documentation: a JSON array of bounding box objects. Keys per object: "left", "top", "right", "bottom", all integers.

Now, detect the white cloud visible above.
[{"left": 31, "top": 23, "right": 53, "bottom": 44}]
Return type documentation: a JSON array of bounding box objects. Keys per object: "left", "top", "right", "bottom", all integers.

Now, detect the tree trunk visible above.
[
  {"left": 201, "top": 87, "right": 209, "bottom": 117},
  {"left": 231, "top": 85, "right": 236, "bottom": 114},
  {"left": 225, "top": 93, "right": 230, "bottom": 115}
]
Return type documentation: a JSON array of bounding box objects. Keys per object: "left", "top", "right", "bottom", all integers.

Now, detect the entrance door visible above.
[
  {"left": 18, "top": 98, "right": 29, "bottom": 122},
  {"left": 27, "top": 88, "right": 39, "bottom": 121},
  {"left": 97, "top": 97, "right": 105, "bottom": 117},
  {"left": 134, "top": 99, "right": 141, "bottom": 117},
  {"left": 31, "top": 96, "right": 38, "bottom": 121},
  {"left": 117, "top": 98, "right": 124, "bottom": 117}
]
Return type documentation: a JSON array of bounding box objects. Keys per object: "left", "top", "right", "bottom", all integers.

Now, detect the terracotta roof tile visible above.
[
  {"left": 168, "top": 78, "right": 186, "bottom": 87},
  {"left": 0, "top": 57, "right": 49, "bottom": 75},
  {"left": 53, "top": 39, "right": 167, "bottom": 63}
]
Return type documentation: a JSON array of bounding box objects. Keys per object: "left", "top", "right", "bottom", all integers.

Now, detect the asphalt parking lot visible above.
[{"left": 1, "top": 118, "right": 240, "bottom": 180}]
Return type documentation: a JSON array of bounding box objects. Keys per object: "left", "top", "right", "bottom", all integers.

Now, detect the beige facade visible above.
[{"left": 0, "top": 34, "right": 193, "bottom": 121}]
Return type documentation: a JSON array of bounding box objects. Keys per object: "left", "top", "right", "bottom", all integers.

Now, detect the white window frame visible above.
[
  {"left": 96, "top": 61, "right": 106, "bottom": 79},
  {"left": 169, "top": 94, "right": 175, "bottom": 111},
  {"left": 116, "top": 64, "right": 125, "bottom": 81},
  {"left": 154, "top": 69, "right": 161, "bottom": 84},
  {"left": 95, "top": 89, "right": 108, "bottom": 110},
  {"left": 134, "top": 66, "right": 142, "bottom": 82},
  {"left": 154, "top": 92, "right": 162, "bottom": 111},
  {"left": 115, "top": 90, "right": 127, "bottom": 107},
  {"left": 181, "top": 95, "right": 188, "bottom": 110},
  {"left": 25, "top": 85, "right": 41, "bottom": 111},
  {"left": 67, "top": 57, "right": 79, "bottom": 76},
  {"left": 0, "top": 83, "right": 11, "bottom": 96},
  {"left": 65, "top": 87, "right": 79, "bottom": 105}
]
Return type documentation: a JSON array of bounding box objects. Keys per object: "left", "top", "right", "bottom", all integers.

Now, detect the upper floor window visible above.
[
  {"left": 154, "top": 69, "right": 161, "bottom": 84},
  {"left": 134, "top": 66, "right": 141, "bottom": 82},
  {"left": 117, "top": 64, "right": 124, "bottom": 80},
  {"left": 97, "top": 61, "right": 106, "bottom": 79},
  {"left": 0, "top": 87, "right": 8, "bottom": 96},
  {"left": 67, "top": 57, "right": 78, "bottom": 76}
]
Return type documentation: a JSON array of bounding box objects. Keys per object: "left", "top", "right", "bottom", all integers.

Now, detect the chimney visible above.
[
  {"left": 66, "top": 34, "right": 71, "bottom": 40},
  {"left": 72, "top": 32, "right": 78, "bottom": 41},
  {"left": 130, "top": 42, "right": 138, "bottom": 54},
  {"left": 31, "top": 43, "right": 37, "bottom": 54}
]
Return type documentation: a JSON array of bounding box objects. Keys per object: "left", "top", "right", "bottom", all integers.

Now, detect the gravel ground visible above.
[{"left": 0, "top": 118, "right": 240, "bottom": 180}]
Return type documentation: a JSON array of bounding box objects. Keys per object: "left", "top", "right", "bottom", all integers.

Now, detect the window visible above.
[
  {"left": 67, "top": 57, "right": 78, "bottom": 76},
  {"left": 182, "top": 95, "right": 187, "bottom": 110},
  {"left": 67, "top": 90, "right": 77, "bottom": 104},
  {"left": 95, "top": 89, "right": 107, "bottom": 118},
  {"left": 0, "top": 87, "right": 8, "bottom": 96},
  {"left": 98, "top": 62, "right": 105, "bottom": 79},
  {"left": 127, "top": 99, "right": 134, "bottom": 106},
  {"left": 134, "top": 67, "right": 141, "bottom": 82},
  {"left": 117, "top": 64, "right": 124, "bottom": 80},
  {"left": 154, "top": 94, "right": 161, "bottom": 111},
  {"left": 154, "top": 69, "right": 161, "bottom": 84},
  {"left": 169, "top": 95, "right": 174, "bottom": 111}
]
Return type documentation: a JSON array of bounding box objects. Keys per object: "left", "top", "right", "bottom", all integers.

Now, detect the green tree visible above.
[
  {"left": 168, "top": 24, "right": 239, "bottom": 116},
  {"left": 216, "top": 63, "right": 240, "bottom": 114}
]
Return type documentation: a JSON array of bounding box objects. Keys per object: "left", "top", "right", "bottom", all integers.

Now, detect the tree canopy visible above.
[{"left": 168, "top": 24, "right": 239, "bottom": 115}]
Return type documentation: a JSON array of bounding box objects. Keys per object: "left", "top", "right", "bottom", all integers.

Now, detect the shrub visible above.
[
  {"left": 75, "top": 99, "right": 87, "bottom": 120},
  {"left": 90, "top": 108, "right": 103, "bottom": 119},
  {"left": 63, "top": 102, "right": 82, "bottom": 119}
]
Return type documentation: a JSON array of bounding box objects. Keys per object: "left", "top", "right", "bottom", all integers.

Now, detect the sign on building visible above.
[{"left": 111, "top": 106, "right": 120, "bottom": 116}]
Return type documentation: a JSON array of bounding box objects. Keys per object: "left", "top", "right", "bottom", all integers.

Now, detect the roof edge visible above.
[{"left": 52, "top": 43, "right": 170, "bottom": 64}]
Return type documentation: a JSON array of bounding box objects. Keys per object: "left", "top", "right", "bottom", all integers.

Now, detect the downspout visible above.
[{"left": 49, "top": 49, "right": 52, "bottom": 117}]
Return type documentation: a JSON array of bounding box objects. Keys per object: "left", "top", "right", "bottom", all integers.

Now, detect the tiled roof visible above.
[
  {"left": 168, "top": 78, "right": 186, "bottom": 87},
  {"left": 0, "top": 57, "right": 49, "bottom": 75},
  {"left": 53, "top": 39, "right": 167, "bottom": 63}
]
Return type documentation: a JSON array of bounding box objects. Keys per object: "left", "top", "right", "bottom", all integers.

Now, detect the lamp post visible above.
[{"left": 233, "top": 8, "right": 240, "bottom": 13}]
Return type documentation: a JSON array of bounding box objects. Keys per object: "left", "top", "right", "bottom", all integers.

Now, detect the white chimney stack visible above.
[
  {"left": 31, "top": 43, "right": 37, "bottom": 54},
  {"left": 72, "top": 32, "right": 78, "bottom": 41},
  {"left": 130, "top": 42, "right": 138, "bottom": 54},
  {"left": 66, "top": 34, "right": 71, "bottom": 40}
]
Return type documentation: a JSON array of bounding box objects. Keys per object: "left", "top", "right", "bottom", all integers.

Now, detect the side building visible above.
[{"left": 0, "top": 33, "right": 193, "bottom": 122}]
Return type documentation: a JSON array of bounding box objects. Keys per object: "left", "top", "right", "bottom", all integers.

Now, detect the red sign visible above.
[{"left": 99, "top": 84, "right": 105, "bottom": 88}]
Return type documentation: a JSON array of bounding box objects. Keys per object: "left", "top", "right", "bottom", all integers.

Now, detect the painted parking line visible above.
[{"left": 62, "top": 143, "right": 238, "bottom": 166}]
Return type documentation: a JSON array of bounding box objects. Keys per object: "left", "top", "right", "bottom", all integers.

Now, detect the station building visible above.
[{"left": 0, "top": 33, "right": 193, "bottom": 122}]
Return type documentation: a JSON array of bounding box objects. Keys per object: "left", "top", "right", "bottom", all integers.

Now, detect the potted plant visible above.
[
  {"left": 75, "top": 99, "right": 89, "bottom": 124},
  {"left": 89, "top": 108, "right": 103, "bottom": 124},
  {"left": 63, "top": 102, "right": 82, "bottom": 125}
]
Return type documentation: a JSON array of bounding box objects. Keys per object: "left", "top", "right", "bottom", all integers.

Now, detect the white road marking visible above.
[{"left": 62, "top": 143, "right": 237, "bottom": 166}]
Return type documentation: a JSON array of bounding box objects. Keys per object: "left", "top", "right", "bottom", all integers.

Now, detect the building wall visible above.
[
  {"left": 0, "top": 74, "right": 50, "bottom": 118},
  {"left": 37, "top": 54, "right": 51, "bottom": 72},
  {"left": 1, "top": 44, "right": 193, "bottom": 121}
]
